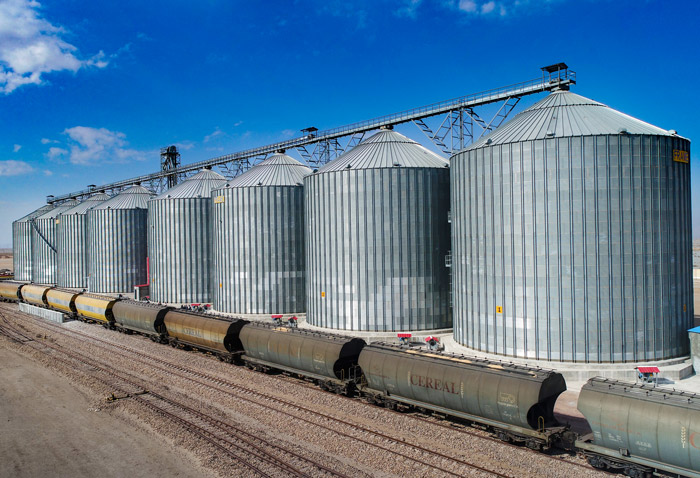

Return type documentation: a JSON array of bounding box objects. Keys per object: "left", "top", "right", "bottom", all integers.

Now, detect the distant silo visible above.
[
  {"left": 212, "top": 153, "right": 311, "bottom": 314},
  {"left": 148, "top": 169, "right": 226, "bottom": 304},
  {"left": 87, "top": 185, "right": 153, "bottom": 293},
  {"left": 305, "top": 129, "right": 452, "bottom": 331},
  {"left": 31, "top": 199, "right": 79, "bottom": 284},
  {"left": 56, "top": 193, "right": 110, "bottom": 288},
  {"left": 12, "top": 204, "right": 54, "bottom": 281},
  {"left": 451, "top": 89, "right": 692, "bottom": 362}
]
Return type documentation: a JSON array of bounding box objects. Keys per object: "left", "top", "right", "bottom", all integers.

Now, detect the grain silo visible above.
[
  {"left": 31, "top": 199, "right": 79, "bottom": 284},
  {"left": 56, "top": 193, "right": 110, "bottom": 288},
  {"left": 148, "top": 169, "right": 226, "bottom": 304},
  {"left": 212, "top": 153, "right": 311, "bottom": 314},
  {"left": 12, "top": 204, "right": 54, "bottom": 281},
  {"left": 87, "top": 185, "right": 153, "bottom": 293},
  {"left": 305, "top": 129, "right": 452, "bottom": 331},
  {"left": 451, "top": 89, "right": 692, "bottom": 362}
]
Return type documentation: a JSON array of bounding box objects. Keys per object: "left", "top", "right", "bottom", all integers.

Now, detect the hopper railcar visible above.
[
  {"left": 239, "top": 322, "right": 366, "bottom": 394},
  {"left": 163, "top": 309, "right": 248, "bottom": 363},
  {"left": 0, "top": 281, "right": 24, "bottom": 302},
  {"left": 358, "top": 343, "right": 569, "bottom": 450},
  {"left": 112, "top": 300, "right": 171, "bottom": 341}
]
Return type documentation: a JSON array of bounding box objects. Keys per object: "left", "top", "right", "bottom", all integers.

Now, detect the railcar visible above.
[
  {"left": 74, "top": 293, "right": 119, "bottom": 325},
  {"left": 239, "top": 322, "right": 366, "bottom": 393},
  {"left": 0, "top": 281, "right": 24, "bottom": 302},
  {"left": 162, "top": 310, "right": 248, "bottom": 362},
  {"left": 20, "top": 284, "right": 53, "bottom": 307},
  {"left": 358, "top": 343, "right": 569, "bottom": 449},
  {"left": 577, "top": 377, "right": 700, "bottom": 478},
  {"left": 112, "top": 300, "right": 171, "bottom": 341},
  {"left": 46, "top": 288, "right": 81, "bottom": 316}
]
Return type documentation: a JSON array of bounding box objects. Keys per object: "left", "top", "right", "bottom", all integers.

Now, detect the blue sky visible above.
[{"left": 1, "top": 0, "right": 699, "bottom": 248}]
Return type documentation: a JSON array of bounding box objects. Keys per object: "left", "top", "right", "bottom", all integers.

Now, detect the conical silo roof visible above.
[
  {"left": 316, "top": 130, "right": 448, "bottom": 173},
  {"left": 15, "top": 204, "right": 54, "bottom": 223},
  {"left": 223, "top": 153, "right": 312, "bottom": 187},
  {"left": 152, "top": 169, "right": 226, "bottom": 200},
  {"left": 92, "top": 185, "right": 153, "bottom": 210},
  {"left": 467, "top": 90, "right": 678, "bottom": 150},
  {"left": 61, "top": 193, "right": 111, "bottom": 215},
  {"left": 35, "top": 199, "right": 79, "bottom": 220}
]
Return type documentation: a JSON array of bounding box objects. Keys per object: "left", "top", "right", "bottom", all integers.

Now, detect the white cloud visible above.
[
  {"left": 41, "top": 137, "right": 58, "bottom": 144},
  {"left": 396, "top": 0, "right": 422, "bottom": 18},
  {"left": 12, "top": 144, "right": 21, "bottom": 152},
  {"left": 0, "top": 159, "right": 34, "bottom": 176},
  {"left": 233, "top": 120, "right": 243, "bottom": 127},
  {"left": 46, "top": 146, "right": 67, "bottom": 159},
  {"left": 281, "top": 129, "right": 296, "bottom": 138},
  {"left": 204, "top": 128, "right": 223, "bottom": 143},
  {"left": 61, "top": 126, "right": 150, "bottom": 165},
  {"left": 0, "top": 0, "right": 108, "bottom": 94},
  {"left": 447, "top": 0, "right": 540, "bottom": 17},
  {"left": 174, "top": 141, "right": 195, "bottom": 151},
  {"left": 458, "top": 0, "right": 478, "bottom": 12},
  {"left": 481, "top": 1, "right": 496, "bottom": 13},
  {"left": 43, "top": 169, "right": 52, "bottom": 175}
]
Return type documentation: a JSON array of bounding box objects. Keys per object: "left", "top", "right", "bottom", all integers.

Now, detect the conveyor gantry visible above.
[{"left": 48, "top": 64, "right": 575, "bottom": 203}]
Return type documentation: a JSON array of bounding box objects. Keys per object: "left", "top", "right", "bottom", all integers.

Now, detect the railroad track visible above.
[
  {"left": 0, "top": 304, "right": 513, "bottom": 478},
  {"left": 0, "top": 308, "right": 354, "bottom": 478},
  {"left": 274, "top": 375, "right": 607, "bottom": 474}
]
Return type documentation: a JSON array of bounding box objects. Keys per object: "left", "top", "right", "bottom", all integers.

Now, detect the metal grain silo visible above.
[
  {"left": 451, "top": 89, "right": 692, "bottom": 362},
  {"left": 12, "top": 204, "right": 53, "bottom": 281},
  {"left": 31, "top": 199, "right": 79, "bottom": 284},
  {"left": 56, "top": 193, "right": 110, "bottom": 288},
  {"left": 212, "top": 153, "right": 311, "bottom": 314},
  {"left": 305, "top": 129, "right": 452, "bottom": 331},
  {"left": 148, "top": 169, "right": 226, "bottom": 304},
  {"left": 87, "top": 185, "right": 153, "bottom": 293}
]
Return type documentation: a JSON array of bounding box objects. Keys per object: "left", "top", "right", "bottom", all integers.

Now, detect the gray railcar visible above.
[
  {"left": 239, "top": 322, "right": 366, "bottom": 388},
  {"left": 577, "top": 377, "right": 700, "bottom": 478},
  {"left": 358, "top": 343, "right": 567, "bottom": 448},
  {"left": 112, "top": 300, "right": 171, "bottom": 338}
]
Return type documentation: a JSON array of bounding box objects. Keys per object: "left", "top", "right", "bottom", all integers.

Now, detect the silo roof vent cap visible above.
[
  {"left": 618, "top": 128, "right": 628, "bottom": 134},
  {"left": 546, "top": 131, "right": 555, "bottom": 137},
  {"left": 669, "top": 129, "right": 678, "bottom": 135}
]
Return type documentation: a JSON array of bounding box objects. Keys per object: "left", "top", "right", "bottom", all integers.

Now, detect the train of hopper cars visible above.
[{"left": 1, "top": 280, "right": 699, "bottom": 478}]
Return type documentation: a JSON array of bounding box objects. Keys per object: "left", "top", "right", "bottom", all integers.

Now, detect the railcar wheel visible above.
[
  {"left": 525, "top": 439, "right": 542, "bottom": 451},
  {"left": 496, "top": 431, "right": 511, "bottom": 443},
  {"left": 586, "top": 455, "right": 607, "bottom": 470}
]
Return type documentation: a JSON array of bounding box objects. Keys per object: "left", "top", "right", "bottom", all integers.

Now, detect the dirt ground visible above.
[{"left": 0, "top": 345, "right": 214, "bottom": 478}]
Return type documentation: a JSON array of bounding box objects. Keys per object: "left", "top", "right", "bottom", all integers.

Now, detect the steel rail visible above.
[
  {"left": 0, "top": 308, "right": 347, "bottom": 478},
  {"left": 22, "top": 313, "right": 512, "bottom": 478}
]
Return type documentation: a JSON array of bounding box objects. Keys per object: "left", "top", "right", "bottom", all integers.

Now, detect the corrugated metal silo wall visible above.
[
  {"left": 212, "top": 186, "right": 306, "bottom": 314},
  {"left": 451, "top": 135, "right": 692, "bottom": 362},
  {"left": 57, "top": 214, "right": 87, "bottom": 288},
  {"left": 12, "top": 221, "right": 32, "bottom": 281},
  {"left": 31, "top": 218, "right": 58, "bottom": 284},
  {"left": 305, "top": 168, "right": 452, "bottom": 331},
  {"left": 87, "top": 208, "right": 148, "bottom": 293},
  {"left": 148, "top": 198, "right": 212, "bottom": 303}
]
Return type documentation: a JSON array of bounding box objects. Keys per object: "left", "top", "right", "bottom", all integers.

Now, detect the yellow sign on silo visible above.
[{"left": 673, "top": 150, "right": 689, "bottom": 163}]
